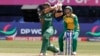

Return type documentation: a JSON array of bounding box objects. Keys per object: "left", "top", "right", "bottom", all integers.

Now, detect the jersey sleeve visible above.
[
  {"left": 63, "top": 16, "right": 67, "bottom": 31},
  {"left": 73, "top": 14, "right": 80, "bottom": 32}
]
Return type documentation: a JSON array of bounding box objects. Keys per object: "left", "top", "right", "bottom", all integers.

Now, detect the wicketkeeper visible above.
[{"left": 58, "top": 6, "right": 80, "bottom": 55}]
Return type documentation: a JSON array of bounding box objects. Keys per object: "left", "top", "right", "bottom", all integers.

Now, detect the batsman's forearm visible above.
[{"left": 44, "top": 7, "right": 54, "bottom": 13}]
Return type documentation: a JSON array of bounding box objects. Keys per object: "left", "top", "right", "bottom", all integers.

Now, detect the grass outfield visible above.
[{"left": 0, "top": 40, "right": 100, "bottom": 56}]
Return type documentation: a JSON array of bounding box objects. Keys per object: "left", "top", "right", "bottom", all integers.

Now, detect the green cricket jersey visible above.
[{"left": 40, "top": 12, "right": 54, "bottom": 34}]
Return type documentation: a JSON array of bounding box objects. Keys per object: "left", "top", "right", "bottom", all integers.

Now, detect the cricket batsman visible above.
[
  {"left": 39, "top": 2, "right": 63, "bottom": 56},
  {"left": 58, "top": 6, "right": 80, "bottom": 55}
]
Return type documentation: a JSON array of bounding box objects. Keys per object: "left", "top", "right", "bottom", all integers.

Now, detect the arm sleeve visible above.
[
  {"left": 74, "top": 15, "right": 80, "bottom": 32},
  {"left": 63, "top": 16, "right": 67, "bottom": 31}
]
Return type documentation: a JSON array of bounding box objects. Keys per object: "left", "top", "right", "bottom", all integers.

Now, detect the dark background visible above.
[{"left": 0, "top": 5, "right": 100, "bottom": 23}]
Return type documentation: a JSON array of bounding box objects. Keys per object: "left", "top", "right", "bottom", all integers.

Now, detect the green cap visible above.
[{"left": 65, "top": 6, "right": 73, "bottom": 12}]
